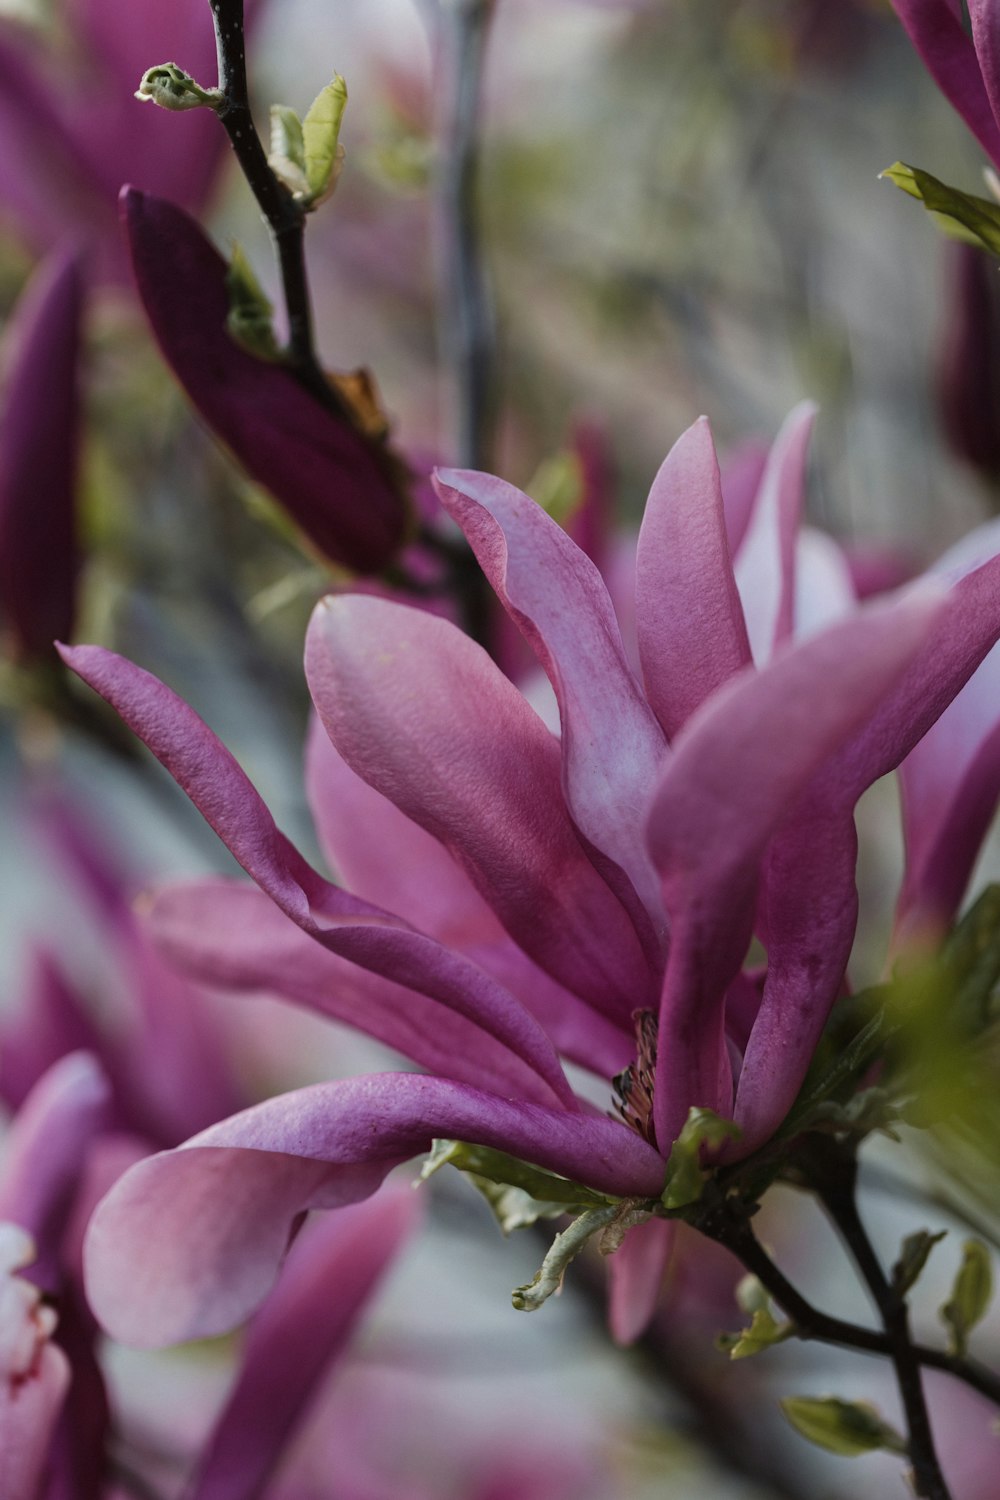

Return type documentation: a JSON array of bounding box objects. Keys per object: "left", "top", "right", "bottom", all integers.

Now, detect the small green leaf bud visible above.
[
  {"left": 135, "top": 63, "right": 223, "bottom": 113},
  {"left": 781, "top": 1397, "right": 906, "bottom": 1457}
]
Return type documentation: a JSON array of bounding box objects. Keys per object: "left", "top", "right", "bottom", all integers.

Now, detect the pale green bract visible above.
[
  {"left": 135, "top": 62, "right": 223, "bottom": 113},
  {"left": 268, "top": 76, "right": 348, "bottom": 210}
]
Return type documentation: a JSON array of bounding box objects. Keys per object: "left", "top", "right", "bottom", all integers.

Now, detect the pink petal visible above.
[
  {"left": 733, "top": 402, "right": 816, "bottom": 664},
  {"left": 305, "top": 594, "right": 654, "bottom": 1017},
  {"left": 188, "top": 1189, "right": 419, "bottom": 1500},
  {"left": 0, "top": 1340, "right": 70, "bottom": 1500},
  {"left": 60, "top": 644, "right": 576, "bottom": 1110},
  {"left": 149, "top": 879, "right": 573, "bottom": 1106},
  {"left": 962, "top": 3, "right": 1000, "bottom": 156},
  {"left": 634, "top": 416, "right": 750, "bottom": 739},
  {"left": 0, "top": 1053, "right": 110, "bottom": 1281},
  {"left": 720, "top": 438, "right": 769, "bottom": 555},
  {"left": 889, "top": 1, "right": 1000, "bottom": 165},
  {"left": 84, "top": 1075, "right": 667, "bottom": 1345},
  {"left": 434, "top": 468, "right": 668, "bottom": 947},
  {"left": 647, "top": 587, "right": 945, "bottom": 1148},
  {"left": 607, "top": 1216, "right": 676, "bottom": 1346}
]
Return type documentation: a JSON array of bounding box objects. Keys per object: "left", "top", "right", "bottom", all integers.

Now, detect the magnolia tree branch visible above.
[
  {"left": 806, "top": 1143, "right": 952, "bottom": 1500},
  {"left": 206, "top": 0, "right": 351, "bottom": 418},
  {"left": 430, "top": 0, "right": 497, "bottom": 472}
]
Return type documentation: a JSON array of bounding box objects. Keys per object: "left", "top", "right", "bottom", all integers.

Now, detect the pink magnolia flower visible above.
[
  {"left": 0, "top": 1224, "right": 70, "bottom": 1500},
  {"left": 61, "top": 411, "right": 1000, "bottom": 1348}
]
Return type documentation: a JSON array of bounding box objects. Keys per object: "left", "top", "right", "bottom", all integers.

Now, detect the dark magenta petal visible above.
[
  {"left": 60, "top": 644, "right": 575, "bottom": 1109},
  {"left": 889, "top": 0, "right": 1000, "bottom": 165},
  {"left": 188, "top": 1189, "right": 419, "bottom": 1500},
  {"left": 435, "top": 467, "right": 668, "bottom": 948},
  {"left": 306, "top": 594, "right": 655, "bottom": 1017},
  {"left": 0, "top": 249, "right": 81, "bottom": 659},
  {"left": 121, "top": 188, "right": 410, "bottom": 573},
  {"left": 84, "top": 1074, "right": 667, "bottom": 1345}
]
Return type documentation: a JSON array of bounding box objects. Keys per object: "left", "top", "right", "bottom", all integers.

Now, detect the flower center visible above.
[{"left": 612, "top": 1009, "right": 658, "bottom": 1145}]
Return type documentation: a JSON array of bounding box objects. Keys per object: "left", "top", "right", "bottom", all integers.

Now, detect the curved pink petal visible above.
[
  {"left": 84, "top": 1074, "right": 667, "bottom": 1346},
  {"left": 733, "top": 402, "right": 816, "bottom": 664},
  {"left": 434, "top": 468, "right": 667, "bottom": 947},
  {"left": 647, "top": 587, "right": 945, "bottom": 1148},
  {"left": 890, "top": 0, "right": 1000, "bottom": 166},
  {"left": 305, "top": 594, "right": 654, "bottom": 1017},
  {"left": 122, "top": 189, "right": 409, "bottom": 574},
  {"left": 607, "top": 1216, "right": 675, "bottom": 1346},
  {"left": 0, "top": 1053, "right": 110, "bottom": 1283},
  {"left": 737, "top": 542, "right": 1000, "bottom": 1146},
  {"left": 60, "top": 643, "right": 575, "bottom": 1110},
  {"left": 305, "top": 718, "right": 632, "bottom": 1076},
  {"left": 634, "top": 416, "right": 751, "bottom": 740},
  {"left": 149, "top": 879, "right": 570, "bottom": 1105},
  {"left": 0, "top": 1335, "right": 70, "bottom": 1500},
  {"left": 720, "top": 438, "right": 769, "bottom": 556},
  {"left": 961, "top": 3, "right": 1000, "bottom": 158},
  {"left": 188, "top": 1189, "right": 419, "bottom": 1500}
]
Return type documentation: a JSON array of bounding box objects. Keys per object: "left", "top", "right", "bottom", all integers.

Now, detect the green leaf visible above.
[
  {"left": 891, "top": 1229, "right": 947, "bottom": 1298},
  {"left": 225, "top": 244, "right": 280, "bottom": 361},
  {"left": 135, "top": 62, "right": 223, "bottom": 113},
  {"left": 526, "top": 451, "right": 584, "bottom": 530},
  {"left": 661, "top": 1107, "right": 741, "bottom": 1210},
  {"left": 718, "top": 1305, "right": 793, "bottom": 1360},
  {"left": 880, "top": 161, "right": 1000, "bottom": 253},
  {"left": 302, "top": 75, "right": 349, "bottom": 206},
  {"left": 419, "top": 1139, "right": 610, "bottom": 1210},
  {"left": 941, "top": 1238, "right": 994, "bottom": 1356},
  {"left": 268, "top": 104, "right": 310, "bottom": 200},
  {"left": 466, "top": 1178, "right": 567, "bottom": 1235},
  {"left": 781, "top": 1397, "right": 906, "bottom": 1457}
]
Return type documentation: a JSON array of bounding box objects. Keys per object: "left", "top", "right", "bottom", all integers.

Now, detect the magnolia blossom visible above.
[
  {"left": 889, "top": 0, "right": 1000, "bottom": 170},
  {"left": 62, "top": 409, "right": 1000, "bottom": 1348}
]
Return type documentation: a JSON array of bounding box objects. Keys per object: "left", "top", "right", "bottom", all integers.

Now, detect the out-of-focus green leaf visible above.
[
  {"left": 881, "top": 162, "right": 1000, "bottom": 253},
  {"left": 781, "top": 1397, "right": 905, "bottom": 1457},
  {"left": 526, "top": 450, "right": 584, "bottom": 530},
  {"left": 891, "top": 1229, "right": 947, "bottom": 1298},
  {"left": 941, "top": 1239, "right": 994, "bottom": 1356},
  {"left": 419, "top": 1139, "right": 610, "bottom": 1210},
  {"left": 268, "top": 104, "right": 310, "bottom": 200},
  {"left": 225, "top": 244, "right": 280, "bottom": 361}
]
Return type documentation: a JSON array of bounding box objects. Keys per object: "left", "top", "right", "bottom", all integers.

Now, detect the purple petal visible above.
[
  {"left": 608, "top": 1216, "right": 675, "bottom": 1346},
  {"left": 84, "top": 1075, "right": 667, "bottom": 1345},
  {"left": 434, "top": 467, "right": 668, "bottom": 948},
  {"left": 647, "top": 587, "right": 945, "bottom": 1148},
  {"left": 0, "top": 249, "right": 81, "bottom": 659},
  {"left": 60, "top": 643, "right": 576, "bottom": 1110},
  {"left": 733, "top": 402, "right": 816, "bottom": 663},
  {"left": 634, "top": 417, "right": 751, "bottom": 739},
  {"left": 306, "top": 721, "right": 633, "bottom": 1076},
  {"left": 0, "top": 950, "right": 103, "bottom": 1113},
  {"left": 889, "top": 1, "right": 1000, "bottom": 165},
  {"left": 0, "top": 1053, "right": 111, "bottom": 1288},
  {"left": 121, "top": 188, "right": 410, "bottom": 574},
  {"left": 305, "top": 593, "right": 655, "bottom": 1018},
  {"left": 965, "top": 3, "right": 1000, "bottom": 154},
  {"left": 149, "top": 879, "right": 572, "bottom": 1106},
  {"left": 188, "top": 1189, "right": 419, "bottom": 1500},
  {"left": 720, "top": 438, "right": 769, "bottom": 556}
]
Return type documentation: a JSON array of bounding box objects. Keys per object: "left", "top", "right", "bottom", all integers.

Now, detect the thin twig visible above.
[
  {"left": 207, "top": 0, "right": 352, "bottom": 419},
  {"left": 804, "top": 1142, "right": 952, "bottom": 1500}
]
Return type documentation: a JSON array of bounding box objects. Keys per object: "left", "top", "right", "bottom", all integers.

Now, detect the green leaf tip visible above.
[
  {"left": 941, "top": 1238, "right": 994, "bottom": 1356},
  {"left": 891, "top": 1229, "right": 947, "bottom": 1299},
  {"left": 881, "top": 161, "right": 1000, "bottom": 254},
  {"left": 781, "top": 1396, "right": 906, "bottom": 1457},
  {"left": 135, "top": 62, "right": 223, "bottom": 113},
  {"left": 268, "top": 76, "right": 348, "bottom": 210},
  {"left": 661, "top": 1106, "right": 740, "bottom": 1210},
  {"left": 225, "top": 244, "right": 281, "bottom": 362}
]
